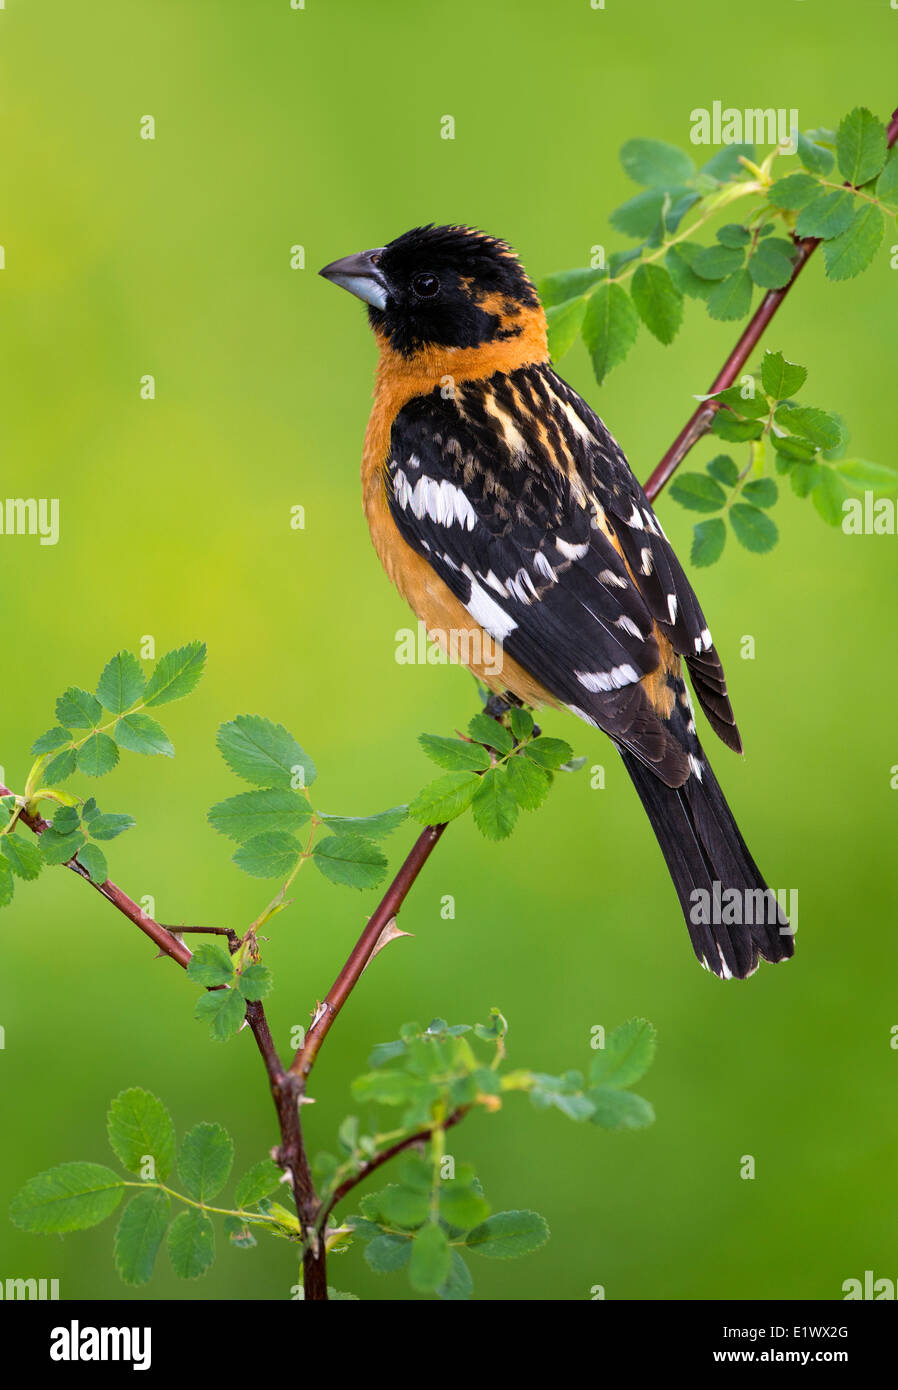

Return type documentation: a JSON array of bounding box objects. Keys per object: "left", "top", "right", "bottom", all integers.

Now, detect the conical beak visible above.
[{"left": 318, "top": 248, "right": 389, "bottom": 310}]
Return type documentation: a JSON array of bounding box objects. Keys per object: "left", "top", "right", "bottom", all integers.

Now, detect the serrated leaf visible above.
[
  {"left": 312, "top": 833, "right": 388, "bottom": 889},
  {"left": 690, "top": 245, "right": 745, "bottom": 280},
  {"left": 52, "top": 806, "right": 81, "bottom": 834},
  {"left": 690, "top": 517, "right": 726, "bottom": 567},
  {"left": 39, "top": 827, "right": 85, "bottom": 865},
  {"left": 620, "top": 137, "right": 695, "bottom": 187},
  {"left": 524, "top": 736, "right": 573, "bottom": 768},
  {"left": 2, "top": 834, "right": 43, "bottom": 880},
  {"left": 43, "top": 748, "right": 77, "bottom": 785},
  {"left": 748, "top": 238, "right": 795, "bottom": 289},
  {"left": 589, "top": 1018, "right": 656, "bottom": 1088},
  {"left": 409, "top": 772, "right": 480, "bottom": 825},
  {"left": 76, "top": 733, "right": 119, "bottom": 778},
  {"left": 378, "top": 1183, "right": 431, "bottom": 1229},
  {"left": 669, "top": 473, "right": 727, "bottom": 512},
  {"left": 505, "top": 754, "right": 552, "bottom": 811},
  {"left": 545, "top": 296, "right": 587, "bottom": 361},
  {"left": 194, "top": 988, "right": 246, "bottom": 1042},
  {"left": 232, "top": 831, "right": 303, "bottom": 879},
  {"left": 167, "top": 1208, "right": 215, "bottom": 1279},
  {"left": 186, "top": 943, "right": 235, "bottom": 987},
  {"left": 716, "top": 223, "right": 751, "bottom": 248},
  {"left": 472, "top": 766, "right": 518, "bottom": 840},
  {"left": 836, "top": 107, "right": 887, "bottom": 187},
  {"left": 439, "top": 1185, "right": 491, "bottom": 1230},
  {"left": 665, "top": 245, "right": 713, "bottom": 300},
  {"left": 729, "top": 503, "right": 779, "bottom": 553},
  {"left": 706, "top": 269, "right": 753, "bottom": 321},
  {"left": 78, "top": 842, "right": 108, "bottom": 884},
  {"left": 143, "top": 641, "right": 207, "bottom": 707},
  {"left": 237, "top": 962, "right": 272, "bottom": 1001},
  {"left": 700, "top": 142, "right": 754, "bottom": 181},
  {"left": 9, "top": 1163, "right": 125, "bottom": 1233},
  {"left": 465, "top": 1210, "right": 550, "bottom": 1260},
  {"left": 217, "top": 715, "right": 316, "bottom": 790},
  {"left": 365, "top": 1233, "right": 412, "bottom": 1273},
  {"left": 235, "top": 1159, "right": 283, "bottom": 1209},
  {"left": 822, "top": 204, "right": 884, "bottom": 281},
  {"left": 208, "top": 787, "right": 310, "bottom": 842},
  {"left": 876, "top": 147, "right": 898, "bottom": 204},
  {"left": 87, "top": 811, "right": 135, "bottom": 842},
  {"left": 588, "top": 1087, "right": 655, "bottom": 1130},
  {"left": 467, "top": 712, "right": 514, "bottom": 754},
  {"left": 409, "top": 1223, "right": 451, "bottom": 1292},
  {"left": 31, "top": 726, "right": 73, "bottom": 756},
  {"left": 709, "top": 386, "right": 768, "bottom": 420},
  {"left": 539, "top": 267, "right": 606, "bottom": 308},
  {"left": 178, "top": 1122, "right": 233, "bottom": 1202},
  {"left": 55, "top": 687, "right": 102, "bottom": 729},
  {"left": 767, "top": 173, "right": 821, "bottom": 210},
  {"left": 706, "top": 454, "right": 739, "bottom": 486},
  {"left": 509, "top": 706, "right": 534, "bottom": 740},
  {"left": 796, "top": 131, "right": 835, "bottom": 176},
  {"left": 114, "top": 713, "right": 175, "bottom": 757},
  {"left": 114, "top": 1190, "right": 170, "bottom": 1286},
  {"left": 418, "top": 735, "right": 492, "bottom": 773},
  {"left": 775, "top": 405, "right": 843, "bottom": 449},
  {"left": 107, "top": 1088, "right": 176, "bottom": 1179},
  {"left": 761, "top": 351, "right": 807, "bottom": 399},
  {"left": 317, "top": 806, "right": 407, "bottom": 839},
  {"left": 630, "top": 263, "right": 683, "bottom": 344},
  {"left": 609, "top": 189, "right": 667, "bottom": 239},
  {"left": 795, "top": 190, "right": 855, "bottom": 240},
  {"left": 582, "top": 280, "right": 639, "bottom": 384},
  {"left": 96, "top": 651, "right": 146, "bottom": 714},
  {"left": 741, "top": 478, "right": 778, "bottom": 508}
]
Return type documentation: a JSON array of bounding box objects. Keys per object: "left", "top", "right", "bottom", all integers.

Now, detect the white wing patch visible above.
[
  {"left": 575, "top": 663, "right": 640, "bottom": 692},
  {"left": 393, "top": 470, "right": 478, "bottom": 531}
]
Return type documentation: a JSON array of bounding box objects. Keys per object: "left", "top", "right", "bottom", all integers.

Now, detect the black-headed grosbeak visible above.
[{"left": 320, "top": 224, "right": 793, "bottom": 980}]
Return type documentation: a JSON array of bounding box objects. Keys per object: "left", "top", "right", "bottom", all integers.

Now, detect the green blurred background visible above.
[{"left": 2, "top": 0, "right": 896, "bottom": 1301}]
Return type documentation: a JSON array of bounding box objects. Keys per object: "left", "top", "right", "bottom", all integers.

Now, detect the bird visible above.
[{"left": 319, "top": 224, "right": 793, "bottom": 980}]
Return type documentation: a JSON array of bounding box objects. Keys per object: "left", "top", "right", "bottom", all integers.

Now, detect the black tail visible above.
[{"left": 621, "top": 747, "right": 794, "bottom": 979}]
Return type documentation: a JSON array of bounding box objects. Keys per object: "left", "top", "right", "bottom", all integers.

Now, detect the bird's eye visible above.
[{"left": 412, "top": 272, "right": 440, "bottom": 299}]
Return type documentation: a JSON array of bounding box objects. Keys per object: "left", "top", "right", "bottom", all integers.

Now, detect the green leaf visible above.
[
  {"left": 690, "top": 517, "right": 726, "bottom": 567},
  {"left": 312, "top": 833, "right": 388, "bottom": 890},
  {"left": 167, "top": 1208, "right": 215, "bottom": 1279},
  {"left": 748, "top": 238, "right": 795, "bottom": 289},
  {"left": 53, "top": 806, "right": 82, "bottom": 834},
  {"left": 876, "top": 148, "right": 898, "bottom": 204},
  {"left": 775, "top": 405, "right": 843, "bottom": 450},
  {"left": 766, "top": 173, "right": 822, "bottom": 210},
  {"left": 665, "top": 245, "right": 713, "bottom": 301},
  {"left": 178, "top": 1122, "right": 233, "bottom": 1202},
  {"left": 582, "top": 280, "right": 639, "bottom": 384},
  {"left": 409, "top": 1223, "right": 451, "bottom": 1292},
  {"left": 706, "top": 269, "right": 753, "bottom": 321},
  {"left": 716, "top": 223, "right": 751, "bottom": 248},
  {"left": 440, "top": 1185, "right": 491, "bottom": 1230},
  {"left": 465, "top": 1210, "right": 550, "bottom": 1260},
  {"left": 609, "top": 189, "right": 667, "bottom": 239},
  {"left": 539, "top": 267, "right": 606, "bottom": 308},
  {"left": 836, "top": 107, "right": 887, "bottom": 187},
  {"left": 217, "top": 715, "right": 316, "bottom": 790},
  {"left": 700, "top": 143, "right": 754, "bottom": 181},
  {"left": 208, "top": 787, "right": 310, "bottom": 842},
  {"left": 708, "top": 386, "right": 769, "bottom": 420},
  {"left": 409, "top": 772, "right": 480, "bottom": 825},
  {"left": 43, "top": 748, "right": 77, "bottom": 785},
  {"left": 39, "top": 827, "right": 85, "bottom": 864},
  {"left": 789, "top": 462, "right": 824, "bottom": 497},
  {"left": 795, "top": 190, "right": 855, "bottom": 240},
  {"left": 114, "top": 713, "right": 175, "bottom": 757},
  {"left": 419, "top": 735, "right": 491, "bottom": 773},
  {"left": 96, "top": 651, "right": 146, "bottom": 714},
  {"left": 236, "top": 963, "right": 272, "bottom": 1002},
  {"left": 630, "top": 263, "right": 683, "bottom": 345},
  {"left": 761, "top": 351, "right": 807, "bottom": 399},
  {"left": 524, "top": 736, "right": 573, "bottom": 769},
  {"left": 589, "top": 1087, "right": 655, "bottom": 1130},
  {"left": 56, "top": 687, "right": 102, "bottom": 729},
  {"left": 690, "top": 245, "right": 744, "bottom": 280},
  {"left": 317, "top": 806, "right": 407, "bottom": 839},
  {"left": 76, "top": 733, "right": 119, "bottom": 778},
  {"left": 467, "top": 712, "right": 514, "bottom": 754},
  {"left": 107, "top": 1088, "right": 176, "bottom": 1179},
  {"left": 545, "top": 296, "right": 587, "bottom": 361},
  {"left": 669, "top": 473, "right": 727, "bottom": 512},
  {"left": 235, "top": 1159, "right": 283, "bottom": 1209},
  {"left": 620, "top": 137, "right": 694, "bottom": 187},
  {"left": 143, "top": 641, "right": 207, "bottom": 707},
  {"left": 378, "top": 1183, "right": 431, "bottom": 1229},
  {"left": 796, "top": 131, "right": 834, "bottom": 176},
  {"left": 822, "top": 204, "right": 884, "bottom": 281},
  {"left": 31, "top": 726, "right": 73, "bottom": 756},
  {"left": 87, "top": 811, "right": 136, "bottom": 841},
  {"left": 505, "top": 754, "right": 552, "bottom": 811},
  {"left": 472, "top": 766, "right": 518, "bottom": 840},
  {"left": 186, "top": 943, "right": 235, "bottom": 988},
  {"left": 835, "top": 459, "right": 898, "bottom": 492},
  {"left": 194, "top": 988, "right": 246, "bottom": 1042},
  {"left": 741, "top": 478, "right": 778, "bottom": 508},
  {"left": 10, "top": 1162, "right": 125, "bottom": 1233},
  {"left": 812, "top": 468, "right": 850, "bottom": 526},
  {"left": 114, "top": 1190, "right": 170, "bottom": 1287},
  {"left": 224, "top": 1214, "right": 257, "bottom": 1248},
  {"left": 78, "top": 842, "right": 108, "bottom": 884},
  {"left": 772, "top": 433, "right": 818, "bottom": 464},
  {"left": 365, "top": 1233, "right": 412, "bottom": 1273},
  {"left": 2, "top": 834, "right": 43, "bottom": 880},
  {"left": 706, "top": 454, "right": 739, "bottom": 486},
  {"left": 589, "top": 1018, "right": 656, "bottom": 1088},
  {"left": 233, "top": 831, "right": 303, "bottom": 879},
  {"left": 729, "top": 503, "right": 779, "bottom": 554},
  {"left": 509, "top": 706, "right": 534, "bottom": 740}
]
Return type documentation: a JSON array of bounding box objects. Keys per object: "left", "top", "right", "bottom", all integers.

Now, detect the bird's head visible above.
[{"left": 319, "top": 224, "right": 548, "bottom": 375}]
